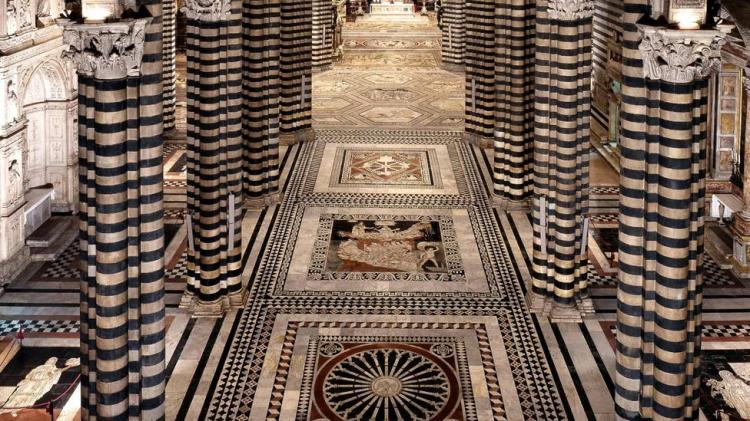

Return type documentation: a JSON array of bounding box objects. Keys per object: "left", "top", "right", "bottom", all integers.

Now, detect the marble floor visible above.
[{"left": 1, "top": 12, "right": 750, "bottom": 421}]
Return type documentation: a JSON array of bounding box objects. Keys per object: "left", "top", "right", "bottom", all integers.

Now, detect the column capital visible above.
[
  {"left": 181, "top": 0, "right": 231, "bottom": 22},
  {"left": 743, "top": 67, "right": 750, "bottom": 93},
  {"left": 547, "top": 0, "right": 595, "bottom": 21},
  {"left": 61, "top": 19, "right": 150, "bottom": 80},
  {"left": 637, "top": 24, "right": 732, "bottom": 84}
]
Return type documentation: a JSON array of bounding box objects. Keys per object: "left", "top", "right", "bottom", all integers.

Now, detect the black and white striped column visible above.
[
  {"left": 280, "top": 0, "right": 314, "bottom": 145},
  {"left": 615, "top": 20, "right": 729, "bottom": 419},
  {"left": 492, "top": 0, "right": 535, "bottom": 205},
  {"left": 242, "top": 0, "right": 282, "bottom": 206},
  {"left": 441, "top": 0, "right": 465, "bottom": 70},
  {"left": 312, "top": 0, "right": 333, "bottom": 72},
  {"left": 182, "top": 0, "right": 244, "bottom": 315},
  {"left": 528, "top": 0, "right": 594, "bottom": 322},
  {"left": 162, "top": 0, "right": 177, "bottom": 132},
  {"left": 463, "top": 0, "right": 495, "bottom": 148},
  {"left": 63, "top": 18, "right": 166, "bottom": 419}
]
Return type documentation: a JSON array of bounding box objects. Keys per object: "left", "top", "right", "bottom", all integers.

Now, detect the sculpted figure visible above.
[{"left": 6, "top": 81, "right": 19, "bottom": 127}]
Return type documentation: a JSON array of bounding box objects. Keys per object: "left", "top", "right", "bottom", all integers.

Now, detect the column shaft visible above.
[
  {"left": 76, "top": 56, "right": 165, "bottom": 421},
  {"left": 280, "top": 0, "right": 314, "bottom": 145},
  {"left": 163, "top": 0, "right": 177, "bottom": 131},
  {"left": 441, "top": 0, "right": 465, "bottom": 69},
  {"left": 312, "top": 0, "right": 333, "bottom": 71},
  {"left": 242, "top": 0, "right": 281, "bottom": 205},
  {"left": 614, "top": 17, "right": 728, "bottom": 420},
  {"left": 530, "top": 0, "right": 594, "bottom": 321},
  {"left": 185, "top": 8, "right": 244, "bottom": 314},
  {"left": 492, "top": 0, "right": 535, "bottom": 202},
  {"left": 464, "top": 0, "right": 495, "bottom": 148}
]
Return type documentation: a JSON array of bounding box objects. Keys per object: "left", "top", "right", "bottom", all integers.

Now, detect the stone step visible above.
[
  {"left": 26, "top": 216, "right": 70, "bottom": 248},
  {"left": 706, "top": 222, "right": 733, "bottom": 269},
  {"left": 29, "top": 218, "right": 76, "bottom": 262}
]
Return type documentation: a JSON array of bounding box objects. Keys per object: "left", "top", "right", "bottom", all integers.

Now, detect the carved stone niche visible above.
[
  {"left": 60, "top": 18, "right": 150, "bottom": 80},
  {"left": 0, "top": 126, "right": 26, "bottom": 218},
  {"left": 638, "top": 23, "right": 732, "bottom": 84}
]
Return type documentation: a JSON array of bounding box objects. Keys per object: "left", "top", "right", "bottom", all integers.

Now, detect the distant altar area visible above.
[{"left": 370, "top": 0, "right": 414, "bottom": 14}]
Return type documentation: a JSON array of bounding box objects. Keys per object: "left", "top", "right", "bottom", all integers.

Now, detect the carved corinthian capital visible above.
[
  {"left": 61, "top": 19, "right": 150, "bottom": 80},
  {"left": 181, "top": 0, "right": 231, "bottom": 22},
  {"left": 547, "top": 0, "right": 595, "bottom": 21},
  {"left": 638, "top": 24, "right": 731, "bottom": 84}
]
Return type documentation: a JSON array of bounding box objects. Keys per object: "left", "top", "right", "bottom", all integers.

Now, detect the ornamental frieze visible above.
[
  {"left": 60, "top": 19, "right": 149, "bottom": 79},
  {"left": 547, "top": 0, "right": 595, "bottom": 21},
  {"left": 638, "top": 24, "right": 730, "bottom": 83}
]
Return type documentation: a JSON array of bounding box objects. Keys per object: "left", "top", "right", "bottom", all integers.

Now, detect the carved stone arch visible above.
[{"left": 20, "top": 59, "right": 70, "bottom": 106}]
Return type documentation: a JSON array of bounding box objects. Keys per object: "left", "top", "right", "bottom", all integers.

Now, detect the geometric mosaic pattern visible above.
[{"left": 203, "top": 127, "right": 570, "bottom": 420}]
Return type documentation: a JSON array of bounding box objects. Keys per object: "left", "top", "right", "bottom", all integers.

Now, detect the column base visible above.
[
  {"left": 244, "top": 192, "right": 283, "bottom": 209},
  {"left": 193, "top": 297, "right": 229, "bottom": 318},
  {"left": 462, "top": 132, "right": 493, "bottom": 149},
  {"left": 525, "top": 291, "right": 592, "bottom": 323},
  {"left": 492, "top": 194, "right": 531, "bottom": 211},
  {"left": 548, "top": 303, "right": 584, "bottom": 324},
  {"left": 227, "top": 288, "right": 247, "bottom": 308},
  {"left": 179, "top": 290, "right": 195, "bottom": 309},
  {"left": 526, "top": 291, "right": 549, "bottom": 314},
  {"left": 441, "top": 62, "right": 464, "bottom": 72},
  {"left": 279, "top": 128, "right": 316, "bottom": 146}
]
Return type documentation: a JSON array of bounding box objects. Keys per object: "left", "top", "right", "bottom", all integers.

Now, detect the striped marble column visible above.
[
  {"left": 441, "top": 0, "right": 465, "bottom": 70},
  {"left": 62, "top": 18, "right": 166, "bottom": 419},
  {"left": 528, "top": 0, "right": 594, "bottom": 322},
  {"left": 492, "top": 0, "right": 535, "bottom": 205},
  {"left": 463, "top": 0, "right": 495, "bottom": 149},
  {"left": 614, "top": 22, "right": 729, "bottom": 419},
  {"left": 280, "top": 0, "right": 315, "bottom": 145},
  {"left": 312, "top": 0, "right": 333, "bottom": 71},
  {"left": 242, "top": 0, "right": 282, "bottom": 206},
  {"left": 162, "top": 0, "right": 177, "bottom": 132},
  {"left": 183, "top": 0, "right": 244, "bottom": 315}
]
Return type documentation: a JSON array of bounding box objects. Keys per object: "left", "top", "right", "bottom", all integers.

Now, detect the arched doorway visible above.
[{"left": 21, "top": 60, "right": 77, "bottom": 212}]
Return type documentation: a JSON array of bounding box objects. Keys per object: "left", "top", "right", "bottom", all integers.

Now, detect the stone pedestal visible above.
[
  {"left": 0, "top": 122, "right": 28, "bottom": 283},
  {"left": 730, "top": 213, "right": 750, "bottom": 277}
]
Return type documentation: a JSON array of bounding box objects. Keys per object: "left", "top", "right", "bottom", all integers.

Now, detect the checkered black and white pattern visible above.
[
  {"left": 167, "top": 252, "right": 189, "bottom": 280},
  {"left": 41, "top": 241, "right": 80, "bottom": 279},
  {"left": 0, "top": 319, "right": 79, "bottom": 336},
  {"left": 589, "top": 255, "right": 737, "bottom": 288}
]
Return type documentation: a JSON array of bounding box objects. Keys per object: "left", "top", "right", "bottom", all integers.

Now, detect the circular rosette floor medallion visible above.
[{"left": 314, "top": 343, "right": 460, "bottom": 420}]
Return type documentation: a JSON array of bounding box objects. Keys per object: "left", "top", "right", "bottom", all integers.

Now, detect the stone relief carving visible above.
[
  {"left": 5, "top": 80, "right": 19, "bottom": 128},
  {"left": 547, "top": 0, "right": 595, "bottom": 21},
  {"left": 61, "top": 19, "right": 149, "bottom": 79},
  {"left": 638, "top": 25, "right": 729, "bottom": 83},
  {"left": 6, "top": 0, "right": 34, "bottom": 36},
  {"left": 7, "top": 160, "right": 21, "bottom": 204},
  {"left": 181, "top": 0, "right": 231, "bottom": 22}
]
